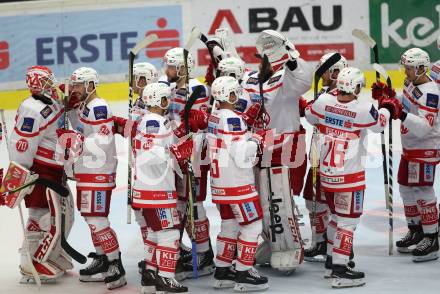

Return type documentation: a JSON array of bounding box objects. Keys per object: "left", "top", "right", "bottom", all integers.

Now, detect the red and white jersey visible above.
[
  {"left": 132, "top": 112, "right": 176, "bottom": 208},
  {"left": 69, "top": 98, "right": 117, "bottom": 190},
  {"left": 234, "top": 84, "right": 253, "bottom": 114},
  {"left": 167, "top": 78, "right": 210, "bottom": 125},
  {"left": 9, "top": 95, "right": 64, "bottom": 169},
  {"left": 207, "top": 108, "right": 259, "bottom": 204},
  {"left": 305, "top": 92, "right": 390, "bottom": 192},
  {"left": 399, "top": 78, "right": 440, "bottom": 163},
  {"left": 242, "top": 58, "right": 312, "bottom": 133}
]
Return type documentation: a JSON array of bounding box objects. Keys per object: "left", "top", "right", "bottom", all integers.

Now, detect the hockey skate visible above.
[
  {"left": 155, "top": 274, "right": 188, "bottom": 293},
  {"left": 79, "top": 252, "right": 109, "bottom": 282},
  {"left": 323, "top": 252, "right": 356, "bottom": 279},
  {"left": 104, "top": 253, "right": 127, "bottom": 290},
  {"left": 396, "top": 225, "right": 424, "bottom": 253},
  {"left": 412, "top": 232, "right": 439, "bottom": 263},
  {"left": 304, "top": 240, "right": 326, "bottom": 262},
  {"left": 141, "top": 269, "right": 157, "bottom": 294},
  {"left": 331, "top": 264, "right": 365, "bottom": 288},
  {"left": 213, "top": 266, "right": 236, "bottom": 289},
  {"left": 138, "top": 259, "right": 146, "bottom": 275},
  {"left": 175, "top": 247, "right": 215, "bottom": 281},
  {"left": 234, "top": 267, "right": 269, "bottom": 292}
]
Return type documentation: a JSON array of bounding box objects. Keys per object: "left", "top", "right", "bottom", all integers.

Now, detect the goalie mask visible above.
[{"left": 26, "top": 66, "right": 59, "bottom": 100}]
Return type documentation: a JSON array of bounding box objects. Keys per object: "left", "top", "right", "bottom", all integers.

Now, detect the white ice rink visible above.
[{"left": 1, "top": 94, "right": 440, "bottom": 293}]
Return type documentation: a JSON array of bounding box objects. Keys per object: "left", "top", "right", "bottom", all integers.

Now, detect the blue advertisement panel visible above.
[{"left": 0, "top": 4, "right": 182, "bottom": 83}]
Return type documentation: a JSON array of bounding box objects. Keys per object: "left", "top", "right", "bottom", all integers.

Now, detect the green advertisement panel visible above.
[{"left": 370, "top": 0, "right": 439, "bottom": 63}]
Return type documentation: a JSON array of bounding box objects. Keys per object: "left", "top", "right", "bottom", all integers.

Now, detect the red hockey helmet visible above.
[{"left": 26, "top": 66, "right": 57, "bottom": 99}]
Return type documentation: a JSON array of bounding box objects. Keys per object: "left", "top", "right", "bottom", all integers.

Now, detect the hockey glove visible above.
[
  {"left": 170, "top": 138, "right": 194, "bottom": 162},
  {"left": 241, "top": 103, "right": 262, "bottom": 127},
  {"left": 113, "top": 116, "right": 138, "bottom": 139},
  {"left": 379, "top": 98, "right": 403, "bottom": 120}
]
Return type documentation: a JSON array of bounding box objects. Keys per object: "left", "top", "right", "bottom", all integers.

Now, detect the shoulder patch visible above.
[
  {"left": 235, "top": 99, "right": 248, "bottom": 113},
  {"left": 93, "top": 106, "right": 108, "bottom": 120},
  {"left": 226, "top": 117, "right": 242, "bottom": 131},
  {"left": 412, "top": 87, "right": 422, "bottom": 99},
  {"left": 82, "top": 106, "right": 90, "bottom": 117},
  {"left": 267, "top": 75, "right": 282, "bottom": 85},
  {"left": 40, "top": 106, "right": 53, "bottom": 118},
  {"left": 145, "top": 120, "right": 160, "bottom": 134},
  {"left": 426, "top": 93, "right": 439, "bottom": 109},
  {"left": 246, "top": 77, "right": 259, "bottom": 85},
  {"left": 369, "top": 105, "right": 379, "bottom": 121},
  {"left": 21, "top": 117, "right": 35, "bottom": 132}
]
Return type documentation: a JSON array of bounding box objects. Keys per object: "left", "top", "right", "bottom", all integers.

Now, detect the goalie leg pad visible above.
[
  {"left": 399, "top": 185, "right": 421, "bottom": 226},
  {"left": 257, "top": 166, "right": 304, "bottom": 271},
  {"left": 33, "top": 188, "right": 61, "bottom": 263},
  {"left": 414, "top": 186, "right": 438, "bottom": 234},
  {"left": 25, "top": 163, "right": 63, "bottom": 209}
]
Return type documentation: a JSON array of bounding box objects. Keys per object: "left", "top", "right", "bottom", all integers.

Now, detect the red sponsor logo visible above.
[
  {"left": 15, "top": 138, "right": 29, "bottom": 152},
  {"left": 0, "top": 41, "right": 9, "bottom": 70},
  {"left": 146, "top": 18, "right": 180, "bottom": 58}
]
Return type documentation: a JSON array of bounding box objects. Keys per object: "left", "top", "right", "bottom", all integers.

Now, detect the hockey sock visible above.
[
  {"left": 332, "top": 217, "right": 358, "bottom": 265},
  {"left": 144, "top": 228, "right": 158, "bottom": 271},
  {"left": 236, "top": 219, "right": 262, "bottom": 271},
  {"left": 156, "top": 229, "right": 180, "bottom": 278},
  {"left": 415, "top": 187, "right": 439, "bottom": 234},
  {"left": 327, "top": 215, "right": 338, "bottom": 256},
  {"left": 400, "top": 185, "right": 422, "bottom": 226},
  {"left": 86, "top": 217, "right": 120, "bottom": 260},
  {"left": 216, "top": 219, "right": 239, "bottom": 267}
]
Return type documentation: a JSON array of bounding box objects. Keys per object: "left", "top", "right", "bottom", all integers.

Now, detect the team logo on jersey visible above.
[
  {"left": 94, "top": 191, "right": 106, "bottom": 213},
  {"left": 235, "top": 99, "right": 248, "bottom": 113},
  {"left": 82, "top": 106, "right": 90, "bottom": 117},
  {"left": 243, "top": 202, "right": 258, "bottom": 222},
  {"left": 227, "top": 117, "right": 241, "bottom": 131},
  {"left": 40, "top": 106, "right": 53, "bottom": 118},
  {"left": 412, "top": 87, "right": 423, "bottom": 99},
  {"left": 15, "top": 138, "right": 28, "bottom": 152},
  {"left": 267, "top": 75, "right": 282, "bottom": 85},
  {"left": 20, "top": 117, "right": 34, "bottom": 132},
  {"left": 353, "top": 190, "right": 364, "bottom": 213},
  {"left": 369, "top": 105, "right": 379, "bottom": 121},
  {"left": 246, "top": 77, "right": 259, "bottom": 85},
  {"left": 146, "top": 120, "right": 160, "bottom": 134},
  {"left": 424, "top": 163, "right": 434, "bottom": 182},
  {"left": 191, "top": 85, "right": 207, "bottom": 98},
  {"left": 93, "top": 106, "right": 108, "bottom": 120},
  {"left": 426, "top": 93, "right": 439, "bottom": 108}
]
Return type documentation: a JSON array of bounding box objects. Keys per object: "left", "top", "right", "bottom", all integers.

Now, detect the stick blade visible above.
[
  {"left": 352, "top": 28, "right": 376, "bottom": 49},
  {"left": 130, "top": 34, "right": 159, "bottom": 55},
  {"left": 185, "top": 26, "right": 201, "bottom": 51},
  {"left": 372, "top": 63, "right": 389, "bottom": 80}
]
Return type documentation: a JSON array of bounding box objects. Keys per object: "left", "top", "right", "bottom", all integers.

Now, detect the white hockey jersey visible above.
[
  {"left": 399, "top": 78, "right": 440, "bottom": 163},
  {"left": 242, "top": 58, "right": 313, "bottom": 133},
  {"left": 68, "top": 98, "right": 117, "bottom": 190},
  {"left": 9, "top": 95, "right": 64, "bottom": 169},
  {"left": 207, "top": 108, "right": 259, "bottom": 204},
  {"left": 131, "top": 112, "right": 176, "bottom": 208},
  {"left": 305, "top": 92, "right": 390, "bottom": 192},
  {"left": 234, "top": 84, "right": 253, "bottom": 114},
  {"left": 430, "top": 60, "right": 440, "bottom": 86}
]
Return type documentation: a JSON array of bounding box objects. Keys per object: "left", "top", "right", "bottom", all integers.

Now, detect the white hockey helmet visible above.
[
  {"left": 319, "top": 52, "right": 348, "bottom": 79},
  {"left": 133, "top": 62, "right": 158, "bottom": 86},
  {"left": 400, "top": 48, "right": 430, "bottom": 68},
  {"left": 217, "top": 57, "right": 246, "bottom": 80},
  {"left": 163, "top": 47, "right": 194, "bottom": 76},
  {"left": 142, "top": 82, "right": 171, "bottom": 109},
  {"left": 211, "top": 76, "right": 240, "bottom": 104},
  {"left": 256, "top": 30, "right": 299, "bottom": 64},
  {"left": 71, "top": 67, "right": 99, "bottom": 93},
  {"left": 336, "top": 67, "right": 365, "bottom": 95}
]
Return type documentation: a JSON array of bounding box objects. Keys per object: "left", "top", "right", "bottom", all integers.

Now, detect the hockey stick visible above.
[
  {"left": 126, "top": 34, "right": 159, "bottom": 224},
  {"left": 353, "top": 28, "right": 393, "bottom": 255},
  {"left": 1, "top": 109, "right": 41, "bottom": 287},
  {"left": 311, "top": 53, "right": 342, "bottom": 245},
  {"left": 373, "top": 63, "right": 394, "bottom": 256},
  {"left": 61, "top": 81, "right": 87, "bottom": 264},
  {"left": 257, "top": 54, "right": 278, "bottom": 242},
  {"left": 182, "top": 27, "right": 202, "bottom": 279}
]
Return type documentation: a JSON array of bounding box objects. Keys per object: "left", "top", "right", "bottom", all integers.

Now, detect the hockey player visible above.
[
  {"left": 7, "top": 66, "right": 76, "bottom": 283},
  {"left": 208, "top": 76, "right": 268, "bottom": 292},
  {"left": 373, "top": 48, "right": 440, "bottom": 262},
  {"left": 242, "top": 30, "right": 313, "bottom": 273},
  {"left": 306, "top": 66, "right": 403, "bottom": 288},
  {"left": 162, "top": 47, "right": 214, "bottom": 279},
  {"left": 59, "top": 67, "right": 126, "bottom": 289},
  {"left": 303, "top": 53, "right": 348, "bottom": 262},
  {"left": 130, "top": 82, "right": 192, "bottom": 293},
  {"left": 130, "top": 62, "right": 159, "bottom": 121}
]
